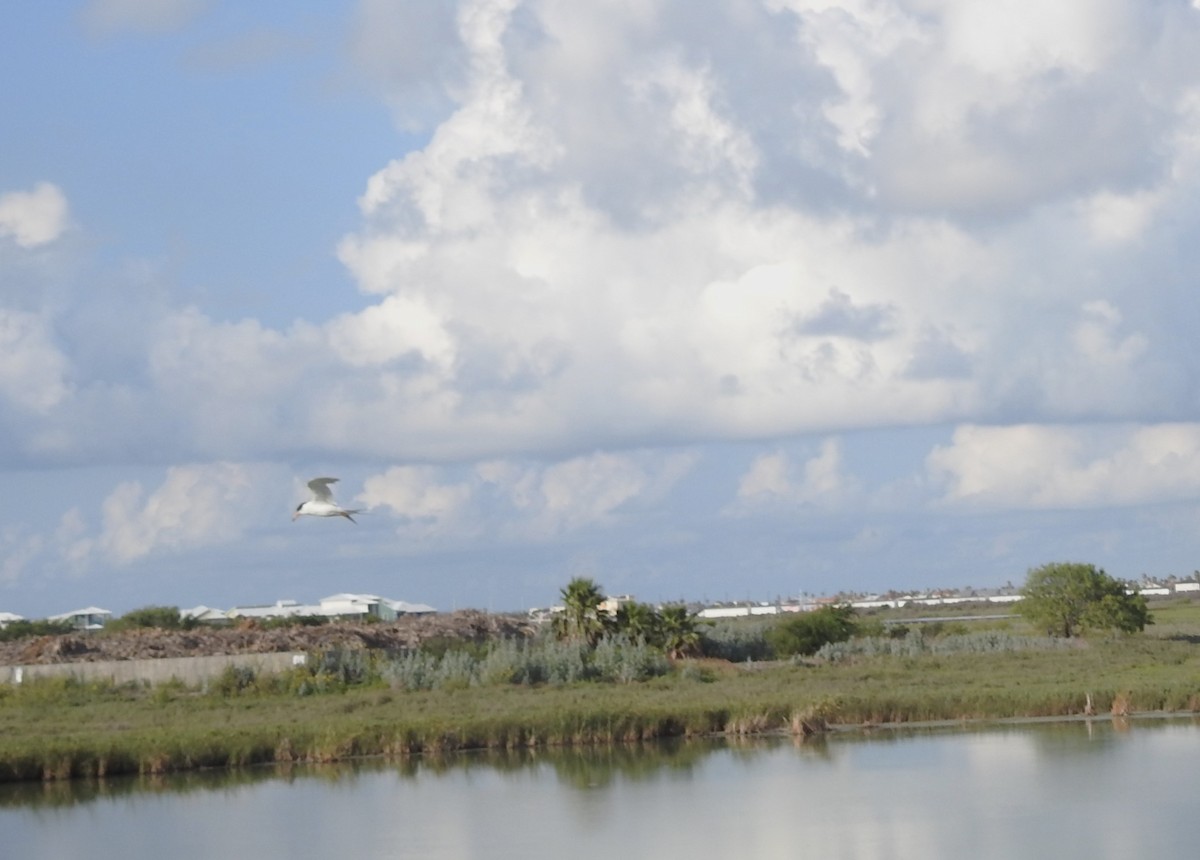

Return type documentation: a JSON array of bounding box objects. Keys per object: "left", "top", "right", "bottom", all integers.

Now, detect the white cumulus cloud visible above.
[
  {"left": 0, "top": 309, "right": 71, "bottom": 413},
  {"left": 98, "top": 463, "right": 262, "bottom": 563},
  {"left": 10, "top": 0, "right": 1199, "bottom": 470},
  {"left": 928, "top": 423, "right": 1200, "bottom": 509},
  {"left": 357, "top": 450, "right": 696, "bottom": 542},
  {"left": 358, "top": 465, "right": 472, "bottom": 535},
  {"left": 734, "top": 438, "right": 857, "bottom": 510},
  {"left": 0, "top": 182, "right": 69, "bottom": 248}
]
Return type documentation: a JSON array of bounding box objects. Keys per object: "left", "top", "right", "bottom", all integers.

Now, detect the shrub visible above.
[
  {"left": 105, "top": 606, "right": 185, "bottom": 632},
  {"left": 211, "top": 665, "right": 258, "bottom": 696},
  {"left": 479, "top": 638, "right": 542, "bottom": 685},
  {"left": 767, "top": 605, "right": 858, "bottom": 657},
  {"left": 540, "top": 639, "right": 592, "bottom": 684},
  {"left": 376, "top": 634, "right": 671, "bottom": 691},
  {"left": 314, "top": 650, "right": 375, "bottom": 686},
  {"left": 433, "top": 650, "right": 480, "bottom": 690},
  {"left": 590, "top": 636, "right": 670, "bottom": 683},
  {"left": 380, "top": 651, "right": 441, "bottom": 691},
  {"left": 0, "top": 618, "right": 74, "bottom": 642},
  {"left": 700, "top": 619, "right": 774, "bottom": 662},
  {"left": 816, "top": 629, "right": 1074, "bottom": 662}
]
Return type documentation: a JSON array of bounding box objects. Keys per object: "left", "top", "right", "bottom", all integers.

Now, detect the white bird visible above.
[{"left": 293, "top": 477, "right": 363, "bottom": 523}]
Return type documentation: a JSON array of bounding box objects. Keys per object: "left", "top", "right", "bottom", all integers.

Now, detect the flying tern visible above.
[{"left": 293, "top": 477, "right": 363, "bottom": 523}]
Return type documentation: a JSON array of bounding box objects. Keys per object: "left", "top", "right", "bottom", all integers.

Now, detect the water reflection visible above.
[{"left": 3, "top": 717, "right": 1198, "bottom": 859}]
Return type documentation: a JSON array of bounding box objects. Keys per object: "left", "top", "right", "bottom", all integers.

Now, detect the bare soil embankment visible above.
[{"left": 0, "top": 611, "right": 535, "bottom": 666}]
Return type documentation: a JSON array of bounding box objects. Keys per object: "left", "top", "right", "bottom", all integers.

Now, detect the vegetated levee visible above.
[{"left": 3, "top": 632, "right": 1199, "bottom": 783}]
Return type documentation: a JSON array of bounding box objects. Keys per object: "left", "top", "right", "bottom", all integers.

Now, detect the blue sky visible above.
[{"left": 5, "top": 0, "right": 1200, "bottom": 619}]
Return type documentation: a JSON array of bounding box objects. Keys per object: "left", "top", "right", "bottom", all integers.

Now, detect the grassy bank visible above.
[{"left": 3, "top": 625, "right": 1199, "bottom": 783}]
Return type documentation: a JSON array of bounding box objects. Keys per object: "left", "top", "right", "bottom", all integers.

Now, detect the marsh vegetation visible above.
[{"left": 2, "top": 570, "right": 1198, "bottom": 783}]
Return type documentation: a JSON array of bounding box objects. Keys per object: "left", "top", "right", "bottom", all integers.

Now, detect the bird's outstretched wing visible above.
[{"left": 307, "top": 477, "right": 339, "bottom": 502}]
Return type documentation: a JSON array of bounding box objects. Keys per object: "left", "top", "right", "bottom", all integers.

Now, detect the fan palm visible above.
[
  {"left": 553, "top": 577, "right": 608, "bottom": 646},
  {"left": 658, "top": 603, "right": 701, "bottom": 659}
]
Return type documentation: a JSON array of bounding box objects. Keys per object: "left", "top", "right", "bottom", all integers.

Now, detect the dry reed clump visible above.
[
  {"left": 789, "top": 697, "right": 842, "bottom": 735},
  {"left": 1110, "top": 692, "right": 1131, "bottom": 716},
  {"left": 790, "top": 711, "right": 826, "bottom": 736},
  {"left": 724, "top": 713, "right": 775, "bottom": 735}
]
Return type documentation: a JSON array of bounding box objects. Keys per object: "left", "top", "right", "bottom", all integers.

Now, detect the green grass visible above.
[
  {"left": 3, "top": 627, "right": 1199, "bottom": 783},
  {"left": 1138, "top": 596, "right": 1200, "bottom": 639}
]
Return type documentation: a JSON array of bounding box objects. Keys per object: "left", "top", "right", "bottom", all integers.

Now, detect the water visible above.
[{"left": 3, "top": 718, "right": 1198, "bottom": 859}]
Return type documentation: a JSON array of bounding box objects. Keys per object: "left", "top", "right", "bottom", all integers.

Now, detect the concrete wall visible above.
[{"left": 1, "top": 652, "right": 307, "bottom": 687}]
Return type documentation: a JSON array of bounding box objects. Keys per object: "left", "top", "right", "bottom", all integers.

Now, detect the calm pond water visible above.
[{"left": 3, "top": 717, "right": 1198, "bottom": 859}]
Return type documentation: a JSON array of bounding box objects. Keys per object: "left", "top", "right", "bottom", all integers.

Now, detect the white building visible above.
[
  {"left": 317, "top": 593, "right": 399, "bottom": 621},
  {"left": 225, "top": 594, "right": 436, "bottom": 623},
  {"left": 49, "top": 606, "right": 112, "bottom": 630},
  {"left": 697, "top": 603, "right": 783, "bottom": 619},
  {"left": 180, "top": 605, "right": 231, "bottom": 625},
  {"left": 599, "top": 594, "right": 636, "bottom": 615},
  {"left": 226, "top": 599, "right": 311, "bottom": 621},
  {"left": 386, "top": 598, "right": 437, "bottom": 615},
  {"left": 0, "top": 611, "right": 25, "bottom": 629},
  {"left": 697, "top": 605, "right": 753, "bottom": 619}
]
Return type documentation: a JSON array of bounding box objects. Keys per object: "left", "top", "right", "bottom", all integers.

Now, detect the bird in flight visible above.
[{"left": 293, "top": 477, "right": 363, "bottom": 523}]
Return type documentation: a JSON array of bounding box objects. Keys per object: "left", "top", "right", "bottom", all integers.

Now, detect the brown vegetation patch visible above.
[
  {"left": 0, "top": 611, "right": 535, "bottom": 666},
  {"left": 1110, "top": 692, "right": 1132, "bottom": 716}
]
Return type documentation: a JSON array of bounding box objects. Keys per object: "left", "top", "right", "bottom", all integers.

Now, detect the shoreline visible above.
[
  {"left": 4, "top": 655, "right": 1199, "bottom": 783},
  {"left": 6, "top": 603, "right": 1200, "bottom": 784},
  {"left": 6, "top": 710, "right": 1199, "bottom": 797}
]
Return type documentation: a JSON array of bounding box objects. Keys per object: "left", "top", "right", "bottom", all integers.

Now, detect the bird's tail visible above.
[{"left": 342, "top": 509, "right": 366, "bottom": 523}]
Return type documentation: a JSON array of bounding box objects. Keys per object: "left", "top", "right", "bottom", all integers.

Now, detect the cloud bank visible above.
[{"left": 6, "top": 0, "right": 1200, "bottom": 612}]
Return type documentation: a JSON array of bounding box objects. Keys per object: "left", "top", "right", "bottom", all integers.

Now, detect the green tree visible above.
[
  {"left": 657, "top": 603, "right": 702, "bottom": 659},
  {"left": 1017, "top": 562, "right": 1150, "bottom": 638},
  {"left": 766, "top": 604, "right": 857, "bottom": 657},
  {"left": 553, "top": 577, "right": 608, "bottom": 646}
]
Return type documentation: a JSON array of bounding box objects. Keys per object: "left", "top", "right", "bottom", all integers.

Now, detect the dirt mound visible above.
[{"left": 0, "top": 611, "right": 536, "bottom": 666}]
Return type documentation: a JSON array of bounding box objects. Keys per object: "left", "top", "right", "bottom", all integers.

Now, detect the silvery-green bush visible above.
[
  {"left": 539, "top": 639, "right": 592, "bottom": 684},
  {"left": 433, "top": 649, "right": 480, "bottom": 689},
  {"left": 378, "top": 634, "right": 670, "bottom": 691},
  {"left": 591, "top": 635, "right": 670, "bottom": 683},
  {"left": 815, "top": 629, "right": 1072, "bottom": 663},
  {"left": 380, "top": 650, "right": 440, "bottom": 691},
  {"left": 700, "top": 619, "right": 773, "bottom": 662}
]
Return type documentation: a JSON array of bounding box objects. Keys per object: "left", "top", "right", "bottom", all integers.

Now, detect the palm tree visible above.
[
  {"left": 658, "top": 603, "right": 702, "bottom": 659},
  {"left": 553, "top": 577, "right": 607, "bottom": 646},
  {"left": 614, "top": 601, "right": 660, "bottom": 645}
]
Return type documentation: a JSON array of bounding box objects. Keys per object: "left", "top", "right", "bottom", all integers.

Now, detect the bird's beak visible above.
[{"left": 291, "top": 512, "right": 299, "bottom": 521}]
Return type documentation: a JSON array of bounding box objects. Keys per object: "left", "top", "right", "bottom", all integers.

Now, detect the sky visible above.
[{"left": 4, "top": 0, "right": 1200, "bottom": 619}]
